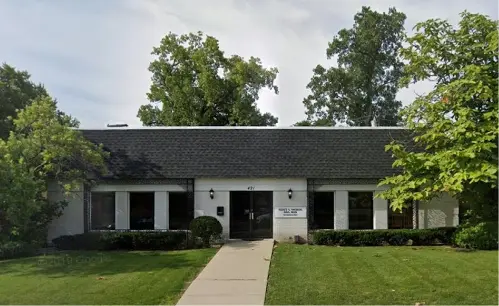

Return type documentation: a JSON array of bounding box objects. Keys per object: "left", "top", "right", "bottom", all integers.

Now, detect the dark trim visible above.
[
  {"left": 307, "top": 179, "right": 316, "bottom": 230},
  {"left": 307, "top": 178, "right": 381, "bottom": 185},
  {"left": 97, "top": 178, "right": 195, "bottom": 186},
  {"left": 83, "top": 184, "right": 90, "bottom": 233}
]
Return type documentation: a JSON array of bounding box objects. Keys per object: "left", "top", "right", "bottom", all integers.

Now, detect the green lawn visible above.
[
  {"left": 266, "top": 244, "right": 498, "bottom": 305},
  {"left": 0, "top": 249, "right": 217, "bottom": 305}
]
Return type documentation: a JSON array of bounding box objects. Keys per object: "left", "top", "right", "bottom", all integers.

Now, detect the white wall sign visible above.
[{"left": 275, "top": 207, "right": 307, "bottom": 218}]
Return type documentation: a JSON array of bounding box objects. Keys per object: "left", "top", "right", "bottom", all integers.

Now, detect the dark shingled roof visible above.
[{"left": 80, "top": 127, "right": 413, "bottom": 180}]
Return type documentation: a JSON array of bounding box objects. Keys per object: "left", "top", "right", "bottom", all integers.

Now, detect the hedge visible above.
[
  {"left": 311, "top": 227, "right": 457, "bottom": 246},
  {"left": 0, "top": 241, "right": 38, "bottom": 260},
  {"left": 52, "top": 231, "right": 196, "bottom": 251}
]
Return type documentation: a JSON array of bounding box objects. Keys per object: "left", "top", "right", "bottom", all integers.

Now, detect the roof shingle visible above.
[{"left": 81, "top": 127, "right": 412, "bottom": 179}]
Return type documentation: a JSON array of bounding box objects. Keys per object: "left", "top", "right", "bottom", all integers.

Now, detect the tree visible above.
[
  {"left": 301, "top": 7, "right": 406, "bottom": 126},
  {"left": 0, "top": 63, "right": 78, "bottom": 139},
  {"left": 137, "top": 31, "right": 279, "bottom": 126},
  {"left": 377, "top": 12, "right": 498, "bottom": 223},
  {"left": 0, "top": 97, "right": 108, "bottom": 244}
]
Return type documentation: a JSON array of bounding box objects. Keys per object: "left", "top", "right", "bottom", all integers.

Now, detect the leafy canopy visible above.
[
  {"left": 0, "top": 97, "right": 108, "bottom": 243},
  {"left": 377, "top": 12, "right": 498, "bottom": 213},
  {"left": 301, "top": 7, "right": 406, "bottom": 126},
  {"left": 138, "top": 31, "right": 279, "bottom": 126},
  {"left": 0, "top": 63, "right": 78, "bottom": 139}
]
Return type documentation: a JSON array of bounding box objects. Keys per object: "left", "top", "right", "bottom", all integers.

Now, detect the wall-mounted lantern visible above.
[
  {"left": 209, "top": 188, "right": 214, "bottom": 199},
  {"left": 288, "top": 188, "right": 293, "bottom": 199}
]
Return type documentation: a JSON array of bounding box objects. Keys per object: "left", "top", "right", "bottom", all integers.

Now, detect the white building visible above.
[{"left": 47, "top": 127, "right": 459, "bottom": 242}]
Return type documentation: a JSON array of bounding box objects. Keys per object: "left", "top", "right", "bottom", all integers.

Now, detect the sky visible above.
[{"left": 0, "top": 0, "right": 497, "bottom": 128}]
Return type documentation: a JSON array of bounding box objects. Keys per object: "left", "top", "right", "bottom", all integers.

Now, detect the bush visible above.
[
  {"left": 453, "top": 222, "right": 498, "bottom": 250},
  {"left": 52, "top": 231, "right": 190, "bottom": 251},
  {"left": 0, "top": 241, "right": 37, "bottom": 260},
  {"left": 311, "top": 227, "right": 457, "bottom": 246},
  {"left": 189, "top": 216, "right": 223, "bottom": 247}
]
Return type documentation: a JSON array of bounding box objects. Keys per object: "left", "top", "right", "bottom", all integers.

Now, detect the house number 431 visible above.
[{"left": 247, "top": 186, "right": 255, "bottom": 190}]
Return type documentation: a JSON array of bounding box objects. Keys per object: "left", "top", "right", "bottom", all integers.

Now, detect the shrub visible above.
[
  {"left": 52, "top": 231, "right": 190, "bottom": 251},
  {"left": 311, "top": 227, "right": 457, "bottom": 246},
  {"left": 0, "top": 241, "right": 37, "bottom": 260},
  {"left": 453, "top": 222, "right": 498, "bottom": 250},
  {"left": 189, "top": 216, "right": 223, "bottom": 247}
]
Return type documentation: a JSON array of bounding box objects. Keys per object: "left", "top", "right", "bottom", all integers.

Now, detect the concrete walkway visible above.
[{"left": 177, "top": 239, "right": 274, "bottom": 305}]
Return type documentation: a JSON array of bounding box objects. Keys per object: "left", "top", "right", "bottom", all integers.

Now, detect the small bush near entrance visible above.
[
  {"left": 453, "top": 222, "right": 498, "bottom": 250},
  {"left": 311, "top": 227, "right": 457, "bottom": 246},
  {"left": 52, "top": 231, "right": 191, "bottom": 251},
  {"left": 189, "top": 216, "right": 223, "bottom": 247}
]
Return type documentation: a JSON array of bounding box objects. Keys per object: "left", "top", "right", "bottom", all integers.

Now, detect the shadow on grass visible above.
[{"left": 0, "top": 250, "right": 208, "bottom": 278}]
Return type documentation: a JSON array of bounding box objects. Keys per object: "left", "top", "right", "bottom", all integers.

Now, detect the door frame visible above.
[{"left": 229, "top": 191, "right": 273, "bottom": 239}]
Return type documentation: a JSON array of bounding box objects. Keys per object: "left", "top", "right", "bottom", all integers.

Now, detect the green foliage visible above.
[
  {"left": 0, "top": 63, "right": 78, "bottom": 139},
  {"left": 453, "top": 222, "right": 498, "bottom": 250},
  {"left": 138, "top": 31, "right": 279, "bottom": 126},
  {"left": 302, "top": 7, "right": 406, "bottom": 126},
  {"left": 0, "top": 241, "right": 37, "bottom": 260},
  {"left": 189, "top": 216, "right": 223, "bottom": 247},
  {"left": 311, "top": 227, "right": 457, "bottom": 246},
  {"left": 0, "top": 97, "right": 108, "bottom": 245},
  {"left": 378, "top": 12, "right": 498, "bottom": 216},
  {"left": 52, "top": 231, "right": 191, "bottom": 251}
]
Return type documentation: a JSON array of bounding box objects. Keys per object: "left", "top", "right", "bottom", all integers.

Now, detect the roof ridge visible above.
[{"left": 78, "top": 126, "right": 407, "bottom": 131}]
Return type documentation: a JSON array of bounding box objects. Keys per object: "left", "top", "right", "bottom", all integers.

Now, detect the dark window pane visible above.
[
  {"left": 91, "top": 192, "right": 115, "bottom": 230},
  {"left": 312, "top": 192, "right": 335, "bottom": 229},
  {"left": 130, "top": 192, "right": 154, "bottom": 230},
  {"left": 348, "top": 192, "right": 373, "bottom": 229},
  {"left": 169, "top": 192, "right": 194, "bottom": 230},
  {"left": 388, "top": 201, "right": 414, "bottom": 229}
]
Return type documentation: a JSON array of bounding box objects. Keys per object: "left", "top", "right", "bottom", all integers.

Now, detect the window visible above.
[
  {"left": 348, "top": 192, "right": 373, "bottom": 229},
  {"left": 169, "top": 192, "right": 194, "bottom": 230},
  {"left": 388, "top": 201, "right": 414, "bottom": 229},
  {"left": 311, "top": 192, "right": 335, "bottom": 229},
  {"left": 91, "top": 192, "right": 115, "bottom": 230},
  {"left": 130, "top": 192, "right": 154, "bottom": 230}
]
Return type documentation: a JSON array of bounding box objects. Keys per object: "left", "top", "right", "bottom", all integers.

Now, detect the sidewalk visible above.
[{"left": 177, "top": 239, "right": 274, "bottom": 305}]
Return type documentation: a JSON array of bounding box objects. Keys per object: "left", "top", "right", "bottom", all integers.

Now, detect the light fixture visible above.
[
  {"left": 209, "top": 188, "right": 214, "bottom": 199},
  {"left": 288, "top": 188, "right": 293, "bottom": 199}
]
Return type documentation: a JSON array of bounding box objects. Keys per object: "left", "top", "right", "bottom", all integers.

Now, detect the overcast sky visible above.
[{"left": 0, "top": 0, "right": 497, "bottom": 128}]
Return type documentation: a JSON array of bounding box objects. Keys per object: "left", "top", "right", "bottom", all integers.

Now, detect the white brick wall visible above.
[
  {"left": 195, "top": 178, "right": 307, "bottom": 241},
  {"left": 419, "top": 193, "right": 459, "bottom": 228},
  {"left": 47, "top": 180, "right": 460, "bottom": 243},
  {"left": 47, "top": 182, "right": 84, "bottom": 241}
]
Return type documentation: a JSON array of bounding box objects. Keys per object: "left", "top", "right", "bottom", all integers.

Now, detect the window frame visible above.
[
  {"left": 168, "top": 191, "right": 194, "bottom": 230},
  {"left": 348, "top": 191, "right": 374, "bottom": 230},
  {"left": 311, "top": 191, "right": 335, "bottom": 230},
  {"left": 129, "top": 191, "right": 155, "bottom": 230},
  {"left": 90, "top": 191, "right": 116, "bottom": 231},
  {"left": 388, "top": 200, "right": 414, "bottom": 229}
]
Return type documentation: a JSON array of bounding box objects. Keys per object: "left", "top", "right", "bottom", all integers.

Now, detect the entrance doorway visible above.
[{"left": 229, "top": 191, "right": 273, "bottom": 239}]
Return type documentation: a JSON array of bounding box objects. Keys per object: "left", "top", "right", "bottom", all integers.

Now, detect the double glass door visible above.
[{"left": 229, "top": 191, "right": 273, "bottom": 239}]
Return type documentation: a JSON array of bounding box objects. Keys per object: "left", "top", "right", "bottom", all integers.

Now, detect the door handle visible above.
[{"left": 249, "top": 212, "right": 254, "bottom": 220}]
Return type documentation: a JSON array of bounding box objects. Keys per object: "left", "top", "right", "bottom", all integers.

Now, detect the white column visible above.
[
  {"left": 373, "top": 191, "right": 388, "bottom": 229},
  {"left": 115, "top": 191, "right": 129, "bottom": 229},
  {"left": 154, "top": 191, "right": 168, "bottom": 230},
  {"left": 334, "top": 191, "right": 349, "bottom": 229}
]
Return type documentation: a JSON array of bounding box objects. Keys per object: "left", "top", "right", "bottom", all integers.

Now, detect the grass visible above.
[
  {"left": 0, "top": 248, "right": 217, "bottom": 305},
  {"left": 265, "top": 244, "right": 498, "bottom": 305}
]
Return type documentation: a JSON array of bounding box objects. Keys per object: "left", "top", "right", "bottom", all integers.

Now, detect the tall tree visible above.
[
  {"left": 0, "top": 63, "right": 78, "bottom": 139},
  {"left": 138, "top": 31, "right": 279, "bottom": 126},
  {"left": 301, "top": 7, "right": 406, "bottom": 126},
  {"left": 0, "top": 97, "right": 108, "bottom": 245},
  {"left": 377, "top": 12, "right": 498, "bottom": 222}
]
